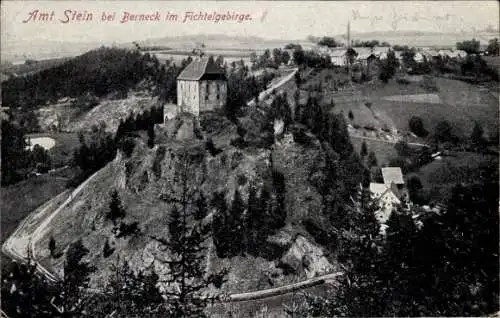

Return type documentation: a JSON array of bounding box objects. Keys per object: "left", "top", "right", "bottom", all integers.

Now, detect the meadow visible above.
[
  {"left": 312, "top": 70, "right": 499, "bottom": 141},
  {"left": 407, "top": 152, "right": 499, "bottom": 202},
  {"left": 27, "top": 132, "right": 81, "bottom": 167}
]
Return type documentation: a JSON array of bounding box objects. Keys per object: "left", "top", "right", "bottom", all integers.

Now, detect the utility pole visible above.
[{"left": 347, "top": 19, "right": 353, "bottom": 82}]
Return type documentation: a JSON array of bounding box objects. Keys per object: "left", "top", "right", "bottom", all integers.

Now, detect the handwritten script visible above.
[{"left": 351, "top": 9, "right": 475, "bottom": 34}]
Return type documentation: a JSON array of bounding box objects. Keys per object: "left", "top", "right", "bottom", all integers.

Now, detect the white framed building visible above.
[{"left": 175, "top": 57, "right": 227, "bottom": 117}]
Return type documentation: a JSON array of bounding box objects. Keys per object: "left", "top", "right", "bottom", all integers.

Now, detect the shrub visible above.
[
  {"left": 103, "top": 239, "right": 114, "bottom": 258},
  {"left": 397, "top": 78, "right": 410, "bottom": 85},
  {"left": 49, "top": 236, "right": 56, "bottom": 257},
  {"left": 230, "top": 137, "right": 248, "bottom": 149},
  {"left": 206, "top": 138, "right": 222, "bottom": 156},
  {"left": 117, "top": 137, "right": 136, "bottom": 157},
  {"left": 115, "top": 221, "right": 140, "bottom": 238},
  {"left": 348, "top": 110, "right": 354, "bottom": 121},
  {"left": 292, "top": 126, "right": 314, "bottom": 146},
  {"left": 409, "top": 116, "right": 428, "bottom": 137},
  {"left": 420, "top": 75, "right": 439, "bottom": 92}
]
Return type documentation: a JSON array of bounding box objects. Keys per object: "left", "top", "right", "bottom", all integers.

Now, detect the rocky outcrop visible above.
[{"left": 279, "top": 235, "right": 334, "bottom": 279}]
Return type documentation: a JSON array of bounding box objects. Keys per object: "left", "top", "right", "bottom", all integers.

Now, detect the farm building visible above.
[
  {"left": 422, "top": 49, "right": 440, "bottom": 61},
  {"left": 369, "top": 166, "right": 407, "bottom": 234},
  {"left": 438, "top": 49, "right": 453, "bottom": 57},
  {"left": 413, "top": 52, "right": 425, "bottom": 63},
  {"left": 175, "top": 57, "right": 227, "bottom": 117},
  {"left": 370, "top": 182, "right": 401, "bottom": 224},
  {"left": 372, "top": 46, "right": 390, "bottom": 59},
  {"left": 452, "top": 50, "right": 468, "bottom": 58},
  {"left": 329, "top": 49, "right": 348, "bottom": 66},
  {"left": 382, "top": 167, "right": 405, "bottom": 185},
  {"left": 357, "top": 52, "right": 377, "bottom": 67}
]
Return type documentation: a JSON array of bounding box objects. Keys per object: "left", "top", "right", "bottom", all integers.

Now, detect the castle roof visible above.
[{"left": 177, "top": 57, "right": 226, "bottom": 81}]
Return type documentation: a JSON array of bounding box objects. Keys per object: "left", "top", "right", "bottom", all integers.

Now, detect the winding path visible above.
[
  {"left": 2, "top": 170, "right": 101, "bottom": 283},
  {"left": 2, "top": 166, "right": 343, "bottom": 303},
  {"left": 351, "top": 135, "right": 430, "bottom": 147},
  {"left": 247, "top": 68, "right": 298, "bottom": 106}
]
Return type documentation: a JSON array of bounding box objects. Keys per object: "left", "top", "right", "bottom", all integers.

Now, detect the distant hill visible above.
[
  {"left": 1, "top": 40, "right": 113, "bottom": 64},
  {"left": 135, "top": 34, "right": 310, "bottom": 51},
  {"left": 1, "top": 47, "right": 162, "bottom": 110},
  {"left": 340, "top": 30, "right": 498, "bottom": 48}
]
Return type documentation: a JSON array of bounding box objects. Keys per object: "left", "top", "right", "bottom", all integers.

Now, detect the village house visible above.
[
  {"left": 329, "top": 49, "right": 348, "bottom": 66},
  {"left": 438, "top": 49, "right": 453, "bottom": 58},
  {"left": 372, "top": 46, "right": 390, "bottom": 59},
  {"left": 413, "top": 52, "right": 425, "bottom": 63},
  {"left": 422, "top": 49, "right": 440, "bottom": 61},
  {"left": 453, "top": 50, "right": 468, "bottom": 59},
  {"left": 369, "top": 167, "right": 407, "bottom": 233},
  {"left": 174, "top": 56, "right": 227, "bottom": 117},
  {"left": 370, "top": 182, "right": 401, "bottom": 224},
  {"left": 357, "top": 52, "right": 377, "bottom": 68}
]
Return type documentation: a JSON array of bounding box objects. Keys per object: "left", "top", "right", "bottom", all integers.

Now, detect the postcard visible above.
[{"left": 1, "top": 1, "right": 499, "bottom": 317}]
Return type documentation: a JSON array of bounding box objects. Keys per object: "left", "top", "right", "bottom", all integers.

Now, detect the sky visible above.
[{"left": 2, "top": 1, "right": 499, "bottom": 46}]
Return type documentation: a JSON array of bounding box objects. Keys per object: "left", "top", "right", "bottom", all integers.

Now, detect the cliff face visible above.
[{"left": 33, "top": 112, "right": 338, "bottom": 293}]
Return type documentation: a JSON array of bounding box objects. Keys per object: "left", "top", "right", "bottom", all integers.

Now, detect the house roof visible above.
[
  {"left": 353, "top": 47, "right": 372, "bottom": 56},
  {"left": 177, "top": 57, "right": 225, "bottom": 81},
  {"left": 369, "top": 183, "right": 401, "bottom": 203},
  {"left": 370, "top": 182, "right": 390, "bottom": 196},
  {"left": 423, "top": 49, "right": 439, "bottom": 57},
  {"left": 381, "top": 167, "right": 405, "bottom": 185},
  {"left": 372, "top": 46, "right": 390, "bottom": 56},
  {"left": 438, "top": 49, "right": 452, "bottom": 56},
  {"left": 358, "top": 52, "right": 376, "bottom": 60},
  {"left": 329, "top": 49, "right": 347, "bottom": 57}
]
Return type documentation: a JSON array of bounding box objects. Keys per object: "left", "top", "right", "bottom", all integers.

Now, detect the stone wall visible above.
[
  {"left": 177, "top": 80, "right": 200, "bottom": 115},
  {"left": 199, "top": 80, "right": 227, "bottom": 112}
]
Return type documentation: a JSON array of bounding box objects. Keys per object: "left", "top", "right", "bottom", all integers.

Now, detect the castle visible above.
[{"left": 175, "top": 57, "right": 227, "bottom": 116}]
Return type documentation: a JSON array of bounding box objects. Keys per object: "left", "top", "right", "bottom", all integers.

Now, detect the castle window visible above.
[
  {"left": 217, "top": 83, "right": 220, "bottom": 91},
  {"left": 217, "top": 94, "right": 220, "bottom": 100}
]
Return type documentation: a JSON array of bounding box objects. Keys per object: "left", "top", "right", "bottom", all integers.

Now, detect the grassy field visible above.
[
  {"left": 27, "top": 132, "right": 81, "bottom": 167},
  {"left": 0, "top": 171, "right": 75, "bottom": 244},
  {"left": 351, "top": 137, "right": 398, "bottom": 167},
  {"left": 483, "top": 56, "right": 500, "bottom": 70},
  {"left": 407, "top": 152, "right": 499, "bottom": 202},
  {"left": 310, "top": 70, "right": 499, "bottom": 141}
]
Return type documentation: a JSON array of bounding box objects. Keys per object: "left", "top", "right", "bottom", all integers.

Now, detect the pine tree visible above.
[
  {"left": 57, "top": 239, "right": 94, "bottom": 315},
  {"left": 228, "top": 190, "right": 245, "bottom": 255},
  {"left": 96, "top": 260, "right": 166, "bottom": 317},
  {"left": 1, "top": 254, "right": 57, "bottom": 317},
  {"left": 212, "top": 192, "right": 231, "bottom": 257},
  {"left": 348, "top": 110, "right": 354, "bottom": 121},
  {"left": 246, "top": 184, "right": 262, "bottom": 253},
  {"left": 49, "top": 236, "right": 56, "bottom": 258},
  {"left": 147, "top": 122, "right": 155, "bottom": 148},
  {"left": 360, "top": 141, "right": 368, "bottom": 157},
  {"left": 470, "top": 121, "right": 486, "bottom": 149},
  {"left": 102, "top": 239, "right": 114, "bottom": 258},
  {"left": 154, "top": 153, "right": 227, "bottom": 316},
  {"left": 367, "top": 151, "right": 378, "bottom": 168},
  {"left": 305, "top": 197, "right": 384, "bottom": 317},
  {"left": 107, "top": 189, "right": 126, "bottom": 225}
]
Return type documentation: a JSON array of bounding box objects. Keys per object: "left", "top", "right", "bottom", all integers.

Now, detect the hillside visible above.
[
  {"left": 29, "top": 108, "right": 359, "bottom": 294},
  {"left": 1, "top": 47, "right": 169, "bottom": 110}
]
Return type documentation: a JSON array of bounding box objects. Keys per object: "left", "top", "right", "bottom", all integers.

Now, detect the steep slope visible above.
[{"left": 32, "top": 112, "right": 342, "bottom": 293}]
